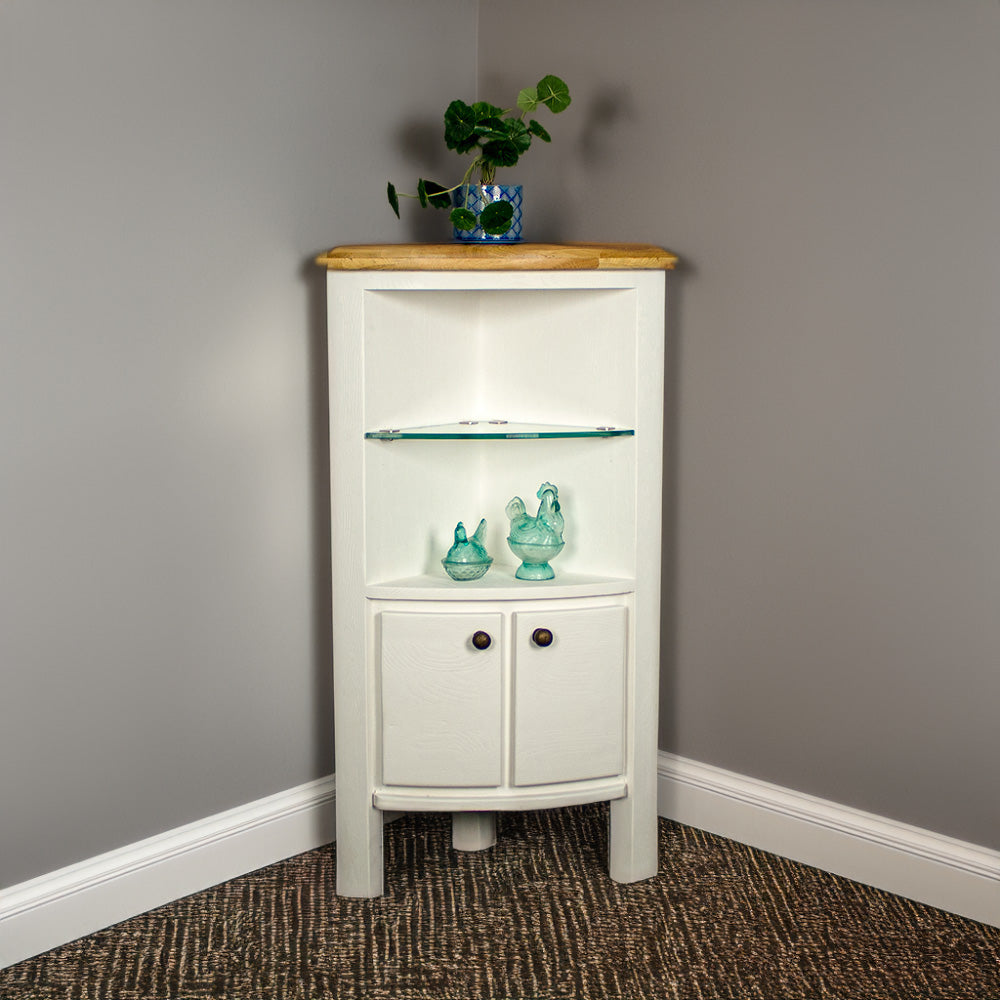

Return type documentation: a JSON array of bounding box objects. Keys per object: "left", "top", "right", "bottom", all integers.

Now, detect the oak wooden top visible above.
[{"left": 315, "top": 242, "right": 678, "bottom": 271}]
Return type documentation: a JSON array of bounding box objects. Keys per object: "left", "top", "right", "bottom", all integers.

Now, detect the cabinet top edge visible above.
[{"left": 315, "top": 242, "right": 678, "bottom": 271}]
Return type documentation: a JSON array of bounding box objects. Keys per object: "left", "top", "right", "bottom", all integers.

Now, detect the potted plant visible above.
[{"left": 387, "top": 74, "right": 571, "bottom": 241}]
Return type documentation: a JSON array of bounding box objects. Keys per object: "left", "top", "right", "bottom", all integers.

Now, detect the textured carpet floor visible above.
[{"left": 2, "top": 804, "right": 999, "bottom": 999}]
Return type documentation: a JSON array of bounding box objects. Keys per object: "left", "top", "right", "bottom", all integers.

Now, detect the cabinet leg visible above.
[
  {"left": 336, "top": 800, "right": 384, "bottom": 897},
  {"left": 452, "top": 811, "right": 497, "bottom": 852},
  {"left": 608, "top": 795, "right": 658, "bottom": 883}
]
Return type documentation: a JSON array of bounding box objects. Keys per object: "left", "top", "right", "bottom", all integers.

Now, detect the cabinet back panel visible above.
[
  {"left": 363, "top": 289, "right": 637, "bottom": 430},
  {"left": 364, "top": 437, "right": 636, "bottom": 584}
]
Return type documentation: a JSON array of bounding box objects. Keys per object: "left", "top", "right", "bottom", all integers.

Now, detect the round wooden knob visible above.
[
  {"left": 471, "top": 630, "right": 492, "bottom": 650},
  {"left": 531, "top": 627, "right": 553, "bottom": 647}
]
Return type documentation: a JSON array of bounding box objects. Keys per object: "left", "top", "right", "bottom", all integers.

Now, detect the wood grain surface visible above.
[{"left": 316, "top": 242, "right": 678, "bottom": 271}]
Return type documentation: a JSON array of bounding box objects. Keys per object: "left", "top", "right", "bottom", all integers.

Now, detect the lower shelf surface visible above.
[{"left": 366, "top": 570, "right": 635, "bottom": 601}]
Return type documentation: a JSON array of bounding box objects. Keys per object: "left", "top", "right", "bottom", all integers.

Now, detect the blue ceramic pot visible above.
[{"left": 452, "top": 184, "right": 523, "bottom": 242}]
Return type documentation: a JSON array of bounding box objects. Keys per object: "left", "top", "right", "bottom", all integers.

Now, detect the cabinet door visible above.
[
  {"left": 512, "top": 604, "right": 626, "bottom": 786},
  {"left": 380, "top": 611, "right": 502, "bottom": 787}
]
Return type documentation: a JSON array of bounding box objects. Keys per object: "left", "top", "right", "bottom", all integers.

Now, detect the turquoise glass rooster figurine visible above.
[{"left": 505, "top": 482, "right": 565, "bottom": 580}]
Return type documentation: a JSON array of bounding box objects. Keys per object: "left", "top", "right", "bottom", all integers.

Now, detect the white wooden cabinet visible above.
[{"left": 317, "top": 242, "right": 677, "bottom": 896}]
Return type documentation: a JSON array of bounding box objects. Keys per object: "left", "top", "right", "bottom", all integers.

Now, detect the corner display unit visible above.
[{"left": 316, "top": 242, "right": 678, "bottom": 896}]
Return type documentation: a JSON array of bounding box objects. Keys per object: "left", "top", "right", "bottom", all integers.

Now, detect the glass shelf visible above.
[{"left": 365, "top": 421, "right": 635, "bottom": 441}]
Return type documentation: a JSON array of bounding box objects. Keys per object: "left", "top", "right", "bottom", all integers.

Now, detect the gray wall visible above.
[
  {"left": 0, "top": 0, "right": 475, "bottom": 889},
  {"left": 480, "top": 0, "right": 1000, "bottom": 849}
]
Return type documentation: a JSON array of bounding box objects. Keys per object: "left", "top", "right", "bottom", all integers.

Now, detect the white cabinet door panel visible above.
[
  {"left": 512, "top": 604, "right": 626, "bottom": 786},
  {"left": 380, "top": 611, "right": 502, "bottom": 787}
]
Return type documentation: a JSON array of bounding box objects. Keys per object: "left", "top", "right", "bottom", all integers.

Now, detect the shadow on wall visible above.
[
  {"left": 388, "top": 116, "right": 469, "bottom": 242},
  {"left": 467, "top": 74, "right": 640, "bottom": 241},
  {"left": 657, "top": 256, "right": 692, "bottom": 754},
  {"left": 578, "top": 85, "right": 635, "bottom": 167},
  {"left": 301, "top": 257, "right": 336, "bottom": 776}
]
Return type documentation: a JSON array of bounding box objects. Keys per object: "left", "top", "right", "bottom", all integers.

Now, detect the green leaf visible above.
[
  {"left": 506, "top": 119, "right": 531, "bottom": 153},
  {"left": 480, "top": 201, "right": 514, "bottom": 235},
  {"left": 416, "top": 178, "right": 428, "bottom": 209},
  {"left": 450, "top": 207, "right": 477, "bottom": 231},
  {"left": 536, "top": 74, "right": 571, "bottom": 113},
  {"left": 528, "top": 119, "right": 551, "bottom": 142},
  {"left": 387, "top": 181, "right": 400, "bottom": 218},
  {"left": 444, "top": 99, "right": 478, "bottom": 149},
  {"left": 481, "top": 138, "right": 519, "bottom": 169},
  {"left": 472, "top": 101, "right": 504, "bottom": 120},
  {"left": 474, "top": 116, "right": 510, "bottom": 141},
  {"left": 517, "top": 87, "right": 539, "bottom": 113},
  {"left": 422, "top": 180, "right": 453, "bottom": 210}
]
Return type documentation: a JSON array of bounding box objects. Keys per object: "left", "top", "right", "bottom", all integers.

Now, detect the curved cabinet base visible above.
[{"left": 373, "top": 776, "right": 628, "bottom": 812}]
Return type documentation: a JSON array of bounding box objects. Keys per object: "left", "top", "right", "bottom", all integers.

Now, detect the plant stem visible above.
[
  {"left": 397, "top": 160, "right": 482, "bottom": 202},
  {"left": 397, "top": 145, "right": 503, "bottom": 206}
]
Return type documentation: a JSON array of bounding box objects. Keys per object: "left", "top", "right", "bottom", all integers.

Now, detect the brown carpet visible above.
[{"left": 2, "top": 804, "right": 998, "bottom": 999}]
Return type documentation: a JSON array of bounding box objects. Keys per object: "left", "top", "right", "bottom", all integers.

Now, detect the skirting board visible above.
[
  {"left": 0, "top": 776, "right": 338, "bottom": 970},
  {"left": 3, "top": 758, "right": 997, "bottom": 969},
  {"left": 657, "top": 751, "right": 1000, "bottom": 928}
]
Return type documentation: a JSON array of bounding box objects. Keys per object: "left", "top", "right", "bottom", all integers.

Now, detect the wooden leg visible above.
[
  {"left": 336, "top": 798, "right": 384, "bottom": 897},
  {"left": 608, "top": 794, "right": 658, "bottom": 884},
  {"left": 452, "top": 811, "right": 497, "bottom": 852}
]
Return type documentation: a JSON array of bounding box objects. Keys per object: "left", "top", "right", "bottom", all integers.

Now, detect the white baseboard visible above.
[
  {"left": 657, "top": 751, "right": 1000, "bottom": 928},
  {"left": 0, "top": 776, "right": 337, "bottom": 969},
  {"left": 4, "top": 758, "right": 997, "bottom": 970}
]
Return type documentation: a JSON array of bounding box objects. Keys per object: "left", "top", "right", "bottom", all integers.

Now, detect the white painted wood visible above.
[
  {"left": 363, "top": 285, "right": 639, "bottom": 433},
  {"left": 452, "top": 812, "right": 497, "bottom": 851},
  {"left": 0, "top": 776, "right": 336, "bottom": 970},
  {"left": 328, "top": 260, "right": 667, "bottom": 893},
  {"left": 607, "top": 588, "right": 658, "bottom": 882},
  {"left": 365, "top": 436, "right": 637, "bottom": 585},
  {"left": 327, "top": 272, "right": 384, "bottom": 897},
  {"left": 380, "top": 611, "right": 503, "bottom": 787},
  {"left": 366, "top": 570, "right": 635, "bottom": 601},
  {"left": 611, "top": 270, "right": 666, "bottom": 884},
  {"left": 512, "top": 604, "right": 626, "bottom": 786},
  {"left": 373, "top": 775, "right": 628, "bottom": 811},
  {"left": 657, "top": 752, "right": 1000, "bottom": 928},
  {"left": 374, "top": 595, "right": 633, "bottom": 796}
]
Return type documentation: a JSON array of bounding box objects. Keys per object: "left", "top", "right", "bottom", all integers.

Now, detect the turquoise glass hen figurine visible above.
[
  {"left": 442, "top": 518, "right": 492, "bottom": 580},
  {"left": 505, "top": 482, "right": 565, "bottom": 580}
]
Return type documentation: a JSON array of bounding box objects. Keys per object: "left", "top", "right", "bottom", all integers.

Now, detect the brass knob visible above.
[
  {"left": 531, "top": 627, "right": 553, "bottom": 647},
  {"left": 471, "top": 630, "right": 492, "bottom": 650}
]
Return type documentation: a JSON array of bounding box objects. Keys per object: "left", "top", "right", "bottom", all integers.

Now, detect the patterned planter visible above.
[{"left": 452, "top": 184, "right": 523, "bottom": 242}]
